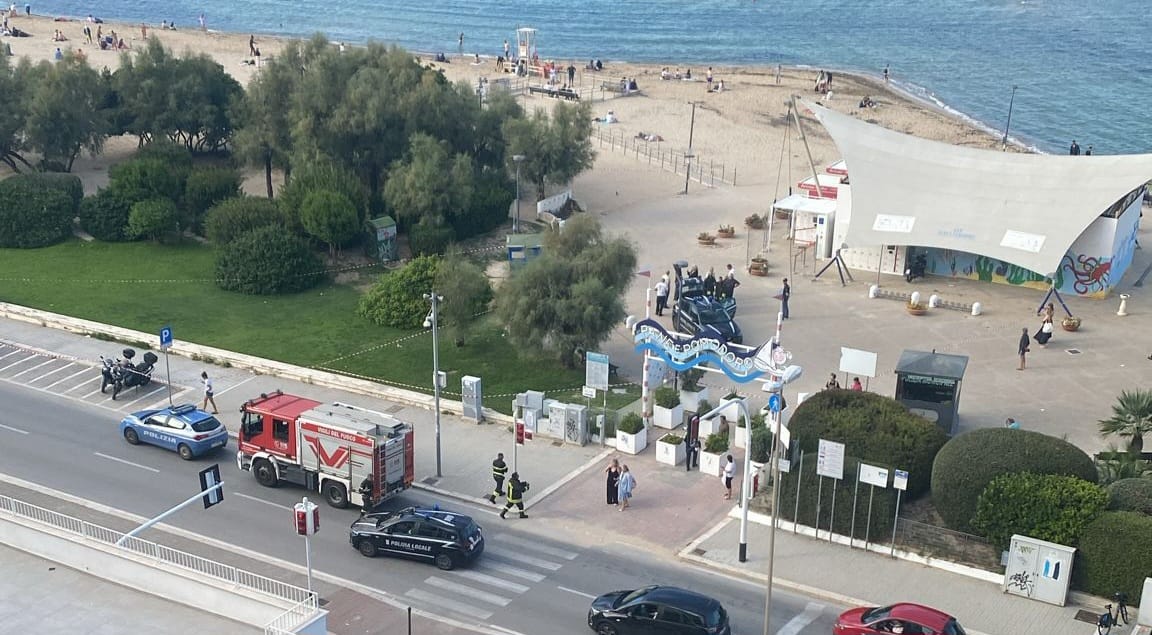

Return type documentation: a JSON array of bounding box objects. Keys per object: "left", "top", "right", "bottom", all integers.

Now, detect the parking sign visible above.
[{"left": 160, "top": 326, "right": 173, "bottom": 349}]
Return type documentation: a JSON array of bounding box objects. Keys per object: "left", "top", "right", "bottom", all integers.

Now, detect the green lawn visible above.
[{"left": 0, "top": 240, "right": 638, "bottom": 413}]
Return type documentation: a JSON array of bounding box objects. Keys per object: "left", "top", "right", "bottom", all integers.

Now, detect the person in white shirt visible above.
[
  {"left": 723, "top": 455, "right": 735, "bottom": 499},
  {"left": 655, "top": 279, "right": 669, "bottom": 316},
  {"left": 200, "top": 371, "right": 218, "bottom": 414}
]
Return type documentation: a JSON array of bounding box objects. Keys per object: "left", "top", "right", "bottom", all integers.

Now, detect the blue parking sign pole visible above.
[{"left": 160, "top": 326, "right": 174, "bottom": 406}]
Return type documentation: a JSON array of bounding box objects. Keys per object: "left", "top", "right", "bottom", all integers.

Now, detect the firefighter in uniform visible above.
[
  {"left": 486, "top": 452, "right": 508, "bottom": 504},
  {"left": 500, "top": 472, "right": 530, "bottom": 519}
]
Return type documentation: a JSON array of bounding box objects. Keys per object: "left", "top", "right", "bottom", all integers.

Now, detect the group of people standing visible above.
[
  {"left": 486, "top": 452, "right": 530, "bottom": 519},
  {"left": 1069, "top": 140, "right": 1094, "bottom": 156},
  {"left": 604, "top": 459, "right": 636, "bottom": 510},
  {"left": 1018, "top": 302, "right": 1056, "bottom": 370}
]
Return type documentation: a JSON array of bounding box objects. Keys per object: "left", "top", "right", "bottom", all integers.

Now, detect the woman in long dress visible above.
[
  {"left": 1034, "top": 302, "right": 1055, "bottom": 346},
  {"left": 617, "top": 464, "right": 635, "bottom": 511},
  {"left": 605, "top": 459, "right": 621, "bottom": 505}
]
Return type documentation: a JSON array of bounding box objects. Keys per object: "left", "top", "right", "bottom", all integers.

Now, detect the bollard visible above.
[
  {"left": 1118, "top": 293, "right": 1130, "bottom": 317},
  {"left": 869, "top": 284, "right": 879, "bottom": 298},
  {"left": 910, "top": 291, "right": 921, "bottom": 307},
  {"left": 929, "top": 294, "right": 941, "bottom": 308},
  {"left": 971, "top": 301, "right": 982, "bottom": 316}
]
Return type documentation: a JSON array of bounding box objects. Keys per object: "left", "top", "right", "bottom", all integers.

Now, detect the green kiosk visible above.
[{"left": 894, "top": 349, "right": 968, "bottom": 436}]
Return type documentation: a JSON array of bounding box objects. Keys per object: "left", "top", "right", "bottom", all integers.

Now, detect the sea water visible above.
[{"left": 41, "top": 0, "right": 1151, "bottom": 155}]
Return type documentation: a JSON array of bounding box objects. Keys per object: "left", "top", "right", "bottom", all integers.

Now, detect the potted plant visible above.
[
  {"left": 718, "top": 391, "right": 743, "bottom": 421},
  {"left": 653, "top": 386, "right": 684, "bottom": 429},
  {"left": 678, "top": 368, "right": 709, "bottom": 412},
  {"left": 717, "top": 224, "right": 736, "bottom": 238},
  {"left": 906, "top": 300, "right": 928, "bottom": 316},
  {"left": 744, "top": 213, "right": 765, "bottom": 230},
  {"left": 734, "top": 411, "right": 766, "bottom": 449},
  {"left": 656, "top": 433, "right": 686, "bottom": 466},
  {"left": 749, "top": 257, "right": 769, "bottom": 277},
  {"left": 1061, "top": 315, "right": 1082, "bottom": 332},
  {"left": 616, "top": 412, "right": 647, "bottom": 455},
  {"left": 699, "top": 433, "right": 730, "bottom": 477},
  {"left": 697, "top": 232, "right": 716, "bottom": 245}
]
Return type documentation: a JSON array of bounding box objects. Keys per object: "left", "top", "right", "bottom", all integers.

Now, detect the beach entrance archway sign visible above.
[{"left": 628, "top": 317, "right": 785, "bottom": 383}]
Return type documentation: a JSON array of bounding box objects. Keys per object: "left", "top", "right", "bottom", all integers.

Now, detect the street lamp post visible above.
[
  {"left": 512, "top": 154, "right": 526, "bottom": 233},
  {"left": 424, "top": 292, "right": 444, "bottom": 478},
  {"left": 1001, "top": 85, "right": 1018, "bottom": 150},
  {"left": 683, "top": 101, "right": 698, "bottom": 195}
]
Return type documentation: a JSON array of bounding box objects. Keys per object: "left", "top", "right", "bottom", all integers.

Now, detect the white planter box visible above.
[
  {"left": 718, "top": 397, "right": 745, "bottom": 421},
  {"left": 616, "top": 426, "right": 648, "bottom": 455},
  {"left": 652, "top": 404, "right": 684, "bottom": 429},
  {"left": 698, "top": 414, "right": 724, "bottom": 438},
  {"left": 733, "top": 425, "right": 749, "bottom": 449},
  {"left": 700, "top": 450, "right": 726, "bottom": 478},
  {"left": 656, "top": 437, "right": 686, "bottom": 466},
  {"left": 679, "top": 387, "right": 710, "bottom": 413}
]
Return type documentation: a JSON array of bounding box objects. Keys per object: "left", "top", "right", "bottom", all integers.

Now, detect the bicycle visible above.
[{"left": 1096, "top": 592, "right": 1129, "bottom": 635}]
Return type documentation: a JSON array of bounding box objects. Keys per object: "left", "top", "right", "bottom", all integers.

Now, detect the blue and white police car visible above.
[{"left": 119, "top": 404, "right": 228, "bottom": 460}]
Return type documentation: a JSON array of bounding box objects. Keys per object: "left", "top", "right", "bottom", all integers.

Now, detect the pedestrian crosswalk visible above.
[{"left": 402, "top": 534, "right": 580, "bottom": 621}]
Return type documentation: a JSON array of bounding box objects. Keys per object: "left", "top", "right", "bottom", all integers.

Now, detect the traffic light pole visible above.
[{"left": 115, "top": 482, "right": 223, "bottom": 547}]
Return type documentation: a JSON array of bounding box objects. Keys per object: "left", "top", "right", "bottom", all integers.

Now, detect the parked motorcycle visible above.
[
  {"left": 99, "top": 355, "right": 122, "bottom": 394},
  {"left": 109, "top": 348, "right": 158, "bottom": 400},
  {"left": 905, "top": 253, "right": 928, "bottom": 283}
]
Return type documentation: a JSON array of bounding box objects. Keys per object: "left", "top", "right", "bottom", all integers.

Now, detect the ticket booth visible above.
[{"left": 894, "top": 350, "right": 968, "bottom": 436}]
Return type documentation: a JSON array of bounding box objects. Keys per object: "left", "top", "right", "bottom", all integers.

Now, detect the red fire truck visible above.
[{"left": 236, "top": 391, "right": 415, "bottom": 509}]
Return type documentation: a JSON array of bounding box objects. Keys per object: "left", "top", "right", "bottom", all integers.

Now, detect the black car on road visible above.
[
  {"left": 349, "top": 506, "right": 484, "bottom": 571},
  {"left": 588, "top": 585, "right": 731, "bottom": 635}
]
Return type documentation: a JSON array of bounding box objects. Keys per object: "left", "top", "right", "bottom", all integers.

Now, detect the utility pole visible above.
[
  {"left": 684, "top": 101, "right": 698, "bottom": 195},
  {"left": 424, "top": 292, "right": 444, "bottom": 478}
]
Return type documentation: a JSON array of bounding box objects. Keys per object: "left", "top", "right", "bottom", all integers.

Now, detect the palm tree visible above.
[{"left": 1099, "top": 389, "right": 1152, "bottom": 453}]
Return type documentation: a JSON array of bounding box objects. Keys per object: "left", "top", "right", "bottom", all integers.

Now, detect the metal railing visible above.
[
  {"left": 264, "top": 598, "right": 321, "bottom": 635},
  {"left": 891, "top": 517, "right": 1003, "bottom": 571},
  {"left": 0, "top": 494, "right": 318, "bottom": 632},
  {"left": 592, "top": 127, "right": 737, "bottom": 186}
]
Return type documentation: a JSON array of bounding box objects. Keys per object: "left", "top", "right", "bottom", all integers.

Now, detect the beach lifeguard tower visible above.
[{"left": 515, "top": 27, "right": 540, "bottom": 77}]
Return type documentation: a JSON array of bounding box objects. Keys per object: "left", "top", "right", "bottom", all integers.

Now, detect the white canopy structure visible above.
[{"left": 803, "top": 101, "right": 1152, "bottom": 276}]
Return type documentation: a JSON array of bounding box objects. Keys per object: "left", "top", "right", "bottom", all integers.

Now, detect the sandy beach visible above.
[{"left": 2, "top": 12, "right": 1007, "bottom": 197}]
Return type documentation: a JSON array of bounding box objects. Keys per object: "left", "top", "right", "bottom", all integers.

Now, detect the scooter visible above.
[
  {"left": 99, "top": 355, "right": 122, "bottom": 394},
  {"left": 110, "top": 348, "right": 158, "bottom": 400},
  {"left": 905, "top": 253, "right": 928, "bottom": 283}
]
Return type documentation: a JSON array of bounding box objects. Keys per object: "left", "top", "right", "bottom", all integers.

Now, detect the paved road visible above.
[{"left": 0, "top": 379, "right": 841, "bottom": 634}]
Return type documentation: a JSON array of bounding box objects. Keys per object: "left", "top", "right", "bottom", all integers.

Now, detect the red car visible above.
[{"left": 834, "top": 603, "right": 968, "bottom": 635}]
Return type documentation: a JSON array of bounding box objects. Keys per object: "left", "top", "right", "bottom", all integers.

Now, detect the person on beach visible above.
[
  {"left": 1085, "top": 145, "right": 1093, "bottom": 156},
  {"left": 458, "top": 31, "right": 464, "bottom": 51},
  {"left": 567, "top": 63, "right": 575, "bottom": 86},
  {"left": 140, "top": 23, "right": 147, "bottom": 39},
  {"left": 198, "top": 13, "right": 205, "bottom": 31},
  {"left": 249, "top": 34, "right": 256, "bottom": 56},
  {"left": 83, "top": 24, "right": 91, "bottom": 44},
  {"left": 503, "top": 39, "right": 509, "bottom": 58},
  {"left": 883, "top": 64, "right": 890, "bottom": 83},
  {"left": 1069, "top": 140, "right": 1080, "bottom": 155},
  {"left": 706, "top": 66, "right": 713, "bottom": 89}
]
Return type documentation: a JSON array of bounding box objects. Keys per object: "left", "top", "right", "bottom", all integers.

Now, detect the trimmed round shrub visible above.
[
  {"left": 127, "top": 198, "right": 180, "bottom": 242},
  {"left": 617, "top": 412, "right": 644, "bottom": 434},
  {"left": 182, "top": 166, "right": 241, "bottom": 229},
  {"left": 787, "top": 390, "right": 947, "bottom": 498},
  {"left": 1073, "top": 511, "right": 1152, "bottom": 601},
  {"left": 408, "top": 221, "right": 454, "bottom": 256},
  {"left": 8, "top": 173, "right": 84, "bottom": 215},
  {"left": 357, "top": 255, "right": 440, "bottom": 328},
  {"left": 972, "top": 473, "right": 1107, "bottom": 548},
  {"left": 108, "top": 157, "right": 187, "bottom": 206},
  {"left": 79, "top": 187, "right": 133, "bottom": 242},
  {"left": 1107, "top": 478, "right": 1152, "bottom": 515},
  {"left": 300, "top": 189, "right": 359, "bottom": 252},
  {"left": 749, "top": 426, "right": 773, "bottom": 463},
  {"left": 214, "top": 225, "right": 325, "bottom": 295},
  {"left": 277, "top": 160, "right": 367, "bottom": 230},
  {"left": 0, "top": 177, "right": 74, "bottom": 248},
  {"left": 204, "top": 197, "right": 284, "bottom": 246},
  {"left": 931, "top": 428, "right": 1097, "bottom": 532}
]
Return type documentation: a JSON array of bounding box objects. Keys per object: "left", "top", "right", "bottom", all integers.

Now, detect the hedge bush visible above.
[
  {"left": 749, "top": 426, "right": 773, "bottom": 463},
  {"left": 300, "top": 189, "right": 359, "bottom": 253},
  {"left": 357, "top": 256, "right": 440, "bottom": 328},
  {"left": 1073, "top": 511, "right": 1152, "bottom": 602},
  {"left": 182, "top": 166, "right": 241, "bottom": 229},
  {"left": 409, "top": 221, "right": 455, "bottom": 256},
  {"left": 0, "top": 178, "right": 75, "bottom": 248},
  {"left": 108, "top": 157, "right": 187, "bottom": 206},
  {"left": 277, "top": 160, "right": 367, "bottom": 229},
  {"left": 1107, "top": 478, "right": 1152, "bottom": 515},
  {"left": 787, "top": 390, "right": 947, "bottom": 498},
  {"left": 128, "top": 199, "right": 180, "bottom": 242},
  {"left": 776, "top": 452, "right": 899, "bottom": 539},
  {"left": 8, "top": 173, "right": 84, "bottom": 215},
  {"left": 452, "top": 172, "right": 514, "bottom": 240},
  {"left": 214, "top": 225, "right": 325, "bottom": 295},
  {"left": 135, "top": 139, "right": 194, "bottom": 173},
  {"left": 972, "top": 473, "right": 1107, "bottom": 548},
  {"left": 654, "top": 386, "right": 680, "bottom": 409},
  {"left": 931, "top": 428, "right": 1097, "bottom": 532},
  {"left": 79, "top": 187, "right": 133, "bottom": 242},
  {"left": 704, "top": 433, "right": 729, "bottom": 454},
  {"left": 618, "top": 412, "right": 644, "bottom": 435},
  {"left": 203, "top": 197, "right": 284, "bottom": 246}
]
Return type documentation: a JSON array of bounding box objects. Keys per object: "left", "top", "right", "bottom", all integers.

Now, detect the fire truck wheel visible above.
[
  {"left": 323, "top": 481, "right": 349, "bottom": 508},
  {"left": 356, "top": 539, "right": 377, "bottom": 558},
  {"left": 177, "top": 444, "right": 194, "bottom": 461},
  {"left": 254, "top": 459, "right": 279, "bottom": 487},
  {"left": 123, "top": 428, "right": 140, "bottom": 445},
  {"left": 435, "top": 553, "right": 457, "bottom": 571}
]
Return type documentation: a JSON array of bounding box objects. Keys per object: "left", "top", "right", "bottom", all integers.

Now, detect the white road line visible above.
[
  {"left": 9, "top": 359, "right": 59, "bottom": 379},
  {"left": 120, "top": 385, "right": 168, "bottom": 406},
  {"left": 0, "top": 354, "right": 36, "bottom": 373},
  {"left": 42, "top": 367, "right": 90, "bottom": 390},
  {"left": 776, "top": 601, "right": 826, "bottom": 635},
  {"left": 93, "top": 452, "right": 160, "bottom": 473},
  {"left": 25, "top": 362, "right": 75, "bottom": 383},
  {"left": 514, "top": 541, "right": 579, "bottom": 560},
  {"left": 0, "top": 349, "right": 22, "bottom": 362},
  {"left": 0, "top": 423, "right": 30, "bottom": 435},
  {"left": 63, "top": 377, "right": 100, "bottom": 394},
  {"left": 424, "top": 577, "right": 511, "bottom": 606},
  {"left": 405, "top": 588, "right": 493, "bottom": 620},
  {"left": 82, "top": 386, "right": 107, "bottom": 399},
  {"left": 556, "top": 586, "right": 596, "bottom": 599},
  {"left": 448, "top": 569, "right": 530, "bottom": 594},
  {"left": 233, "top": 492, "right": 292, "bottom": 511},
  {"left": 475, "top": 561, "right": 546, "bottom": 583},
  {"left": 484, "top": 546, "right": 562, "bottom": 571}
]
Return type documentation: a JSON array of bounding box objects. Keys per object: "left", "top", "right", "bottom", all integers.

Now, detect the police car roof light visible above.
[{"left": 171, "top": 404, "right": 198, "bottom": 415}]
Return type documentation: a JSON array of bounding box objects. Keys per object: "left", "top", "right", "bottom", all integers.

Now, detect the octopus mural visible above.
[{"left": 1060, "top": 254, "right": 1112, "bottom": 296}]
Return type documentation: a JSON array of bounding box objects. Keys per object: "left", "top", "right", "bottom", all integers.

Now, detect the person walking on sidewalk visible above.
[
  {"left": 780, "top": 278, "right": 790, "bottom": 319},
  {"left": 486, "top": 452, "right": 508, "bottom": 503},
  {"left": 654, "top": 277, "right": 669, "bottom": 316},
  {"left": 685, "top": 436, "right": 700, "bottom": 471},
  {"left": 605, "top": 458, "right": 621, "bottom": 505},
  {"left": 723, "top": 455, "right": 735, "bottom": 499},
  {"left": 1017, "top": 327, "right": 1030, "bottom": 370},
  {"left": 500, "top": 472, "right": 530, "bottom": 519},
  {"left": 200, "top": 371, "right": 218, "bottom": 414},
  {"left": 617, "top": 464, "right": 635, "bottom": 511}
]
